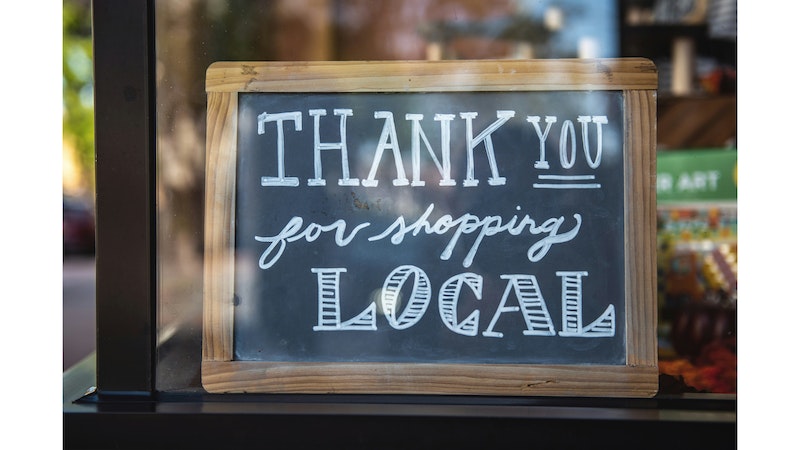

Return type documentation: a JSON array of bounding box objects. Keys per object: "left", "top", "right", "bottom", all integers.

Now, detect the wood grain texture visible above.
[
  {"left": 206, "top": 59, "right": 657, "bottom": 93},
  {"left": 657, "top": 95, "right": 735, "bottom": 149},
  {"left": 202, "top": 59, "right": 659, "bottom": 397},
  {"left": 203, "top": 91, "right": 238, "bottom": 361},
  {"left": 203, "top": 361, "right": 657, "bottom": 397},
  {"left": 624, "top": 90, "right": 659, "bottom": 371}
]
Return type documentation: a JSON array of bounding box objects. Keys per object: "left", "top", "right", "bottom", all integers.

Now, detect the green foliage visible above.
[{"left": 63, "top": 0, "right": 94, "bottom": 189}]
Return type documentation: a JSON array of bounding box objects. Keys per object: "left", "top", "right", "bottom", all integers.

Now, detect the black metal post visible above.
[{"left": 92, "top": 0, "right": 156, "bottom": 396}]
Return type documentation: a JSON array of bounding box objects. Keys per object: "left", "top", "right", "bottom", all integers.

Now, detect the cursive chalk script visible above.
[{"left": 255, "top": 203, "right": 581, "bottom": 270}]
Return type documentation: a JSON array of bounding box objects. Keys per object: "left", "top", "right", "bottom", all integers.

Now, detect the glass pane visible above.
[{"left": 155, "top": 0, "right": 735, "bottom": 395}]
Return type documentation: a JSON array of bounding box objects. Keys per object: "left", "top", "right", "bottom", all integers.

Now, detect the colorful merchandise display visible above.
[{"left": 655, "top": 148, "right": 736, "bottom": 394}]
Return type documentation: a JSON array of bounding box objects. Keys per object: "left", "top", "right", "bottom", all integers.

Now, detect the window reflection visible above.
[{"left": 154, "top": 0, "right": 735, "bottom": 395}]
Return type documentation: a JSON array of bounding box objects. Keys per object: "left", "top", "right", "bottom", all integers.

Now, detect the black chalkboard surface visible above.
[
  {"left": 234, "top": 91, "right": 625, "bottom": 365},
  {"left": 203, "top": 60, "right": 658, "bottom": 397}
]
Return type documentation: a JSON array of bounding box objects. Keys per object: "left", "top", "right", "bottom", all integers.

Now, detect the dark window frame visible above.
[{"left": 92, "top": 0, "right": 157, "bottom": 396}]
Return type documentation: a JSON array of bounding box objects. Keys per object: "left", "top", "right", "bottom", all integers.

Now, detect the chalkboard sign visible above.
[{"left": 203, "top": 60, "right": 658, "bottom": 397}]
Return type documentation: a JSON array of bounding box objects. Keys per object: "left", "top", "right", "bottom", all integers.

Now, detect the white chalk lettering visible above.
[
  {"left": 460, "top": 111, "right": 514, "bottom": 187},
  {"left": 527, "top": 115, "right": 557, "bottom": 170},
  {"left": 406, "top": 113, "right": 457, "bottom": 186},
  {"left": 312, "top": 268, "right": 377, "bottom": 330},
  {"left": 257, "top": 110, "right": 613, "bottom": 188},
  {"left": 533, "top": 174, "right": 601, "bottom": 189},
  {"left": 258, "top": 111, "right": 302, "bottom": 186},
  {"left": 362, "top": 111, "right": 409, "bottom": 187},
  {"left": 526, "top": 115, "right": 608, "bottom": 174},
  {"left": 311, "top": 267, "right": 615, "bottom": 339},
  {"left": 255, "top": 217, "right": 370, "bottom": 270},
  {"left": 368, "top": 204, "right": 582, "bottom": 268},
  {"left": 248, "top": 103, "right": 622, "bottom": 346},
  {"left": 578, "top": 115, "right": 607, "bottom": 169},
  {"left": 483, "top": 274, "right": 556, "bottom": 338},
  {"left": 255, "top": 206, "right": 581, "bottom": 271},
  {"left": 557, "top": 271, "right": 615, "bottom": 337},
  {"left": 438, "top": 272, "right": 482, "bottom": 336},
  {"left": 381, "top": 265, "right": 432, "bottom": 330},
  {"left": 559, "top": 119, "right": 577, "bottom": 169},
  {"left": 308, "top": 109, "right": 359, "bottom": 186}
]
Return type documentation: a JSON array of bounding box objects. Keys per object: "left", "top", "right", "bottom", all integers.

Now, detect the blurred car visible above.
[{"left": 63, "top": 195, "right": 96, "bottom": 255}]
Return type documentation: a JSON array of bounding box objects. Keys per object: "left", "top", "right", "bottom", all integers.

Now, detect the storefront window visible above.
[{"left": 153, "top": 0, "right": 735, "bottom": 394}]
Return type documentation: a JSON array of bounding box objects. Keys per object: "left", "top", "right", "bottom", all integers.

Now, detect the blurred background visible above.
[
  {"left": 64, "top": 0, "right": 736, "bottom": 393},
  {"left": 63, "top": 0, "right": 96, "bottom": 371}
]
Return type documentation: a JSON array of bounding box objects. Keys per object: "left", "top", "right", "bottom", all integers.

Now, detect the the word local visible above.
[{"left": 310, "top": 265, "right": 615, "bottom": 338}]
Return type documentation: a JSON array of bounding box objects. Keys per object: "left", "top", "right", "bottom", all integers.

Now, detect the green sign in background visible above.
[{"left": 656, "top": 149, "right": 737, "bottom": 203}]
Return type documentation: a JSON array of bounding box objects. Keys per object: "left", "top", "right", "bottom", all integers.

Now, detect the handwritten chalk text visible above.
[
  {"left": 311, "top": 266, "right": 615, "bottom": 338},
  {"left": 257, "top": 109, "right": 609, "bottom": 188},
  {"left": 255, "top": 204, "right": 581, "bottom": 270}
]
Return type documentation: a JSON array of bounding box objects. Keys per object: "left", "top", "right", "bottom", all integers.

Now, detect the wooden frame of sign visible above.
[{"left": 203, "top": 59, "right": 658, "bottom": 397}]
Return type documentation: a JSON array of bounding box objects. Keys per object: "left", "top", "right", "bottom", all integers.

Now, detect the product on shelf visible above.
[{"left": 656, "top": 203, "right": 736, "bottom": 394}]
